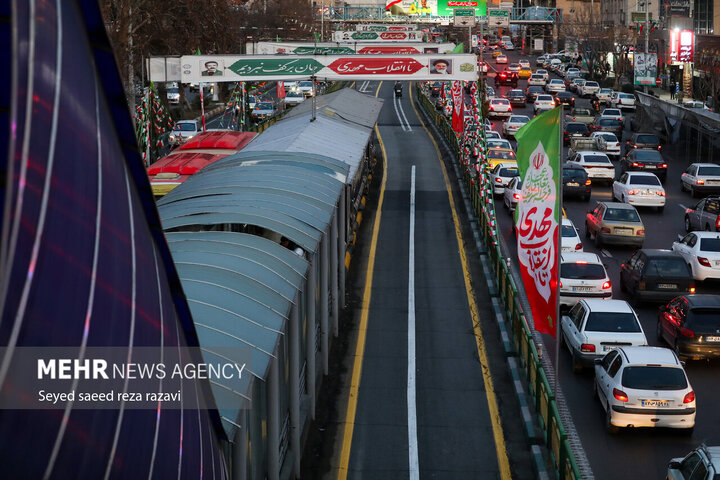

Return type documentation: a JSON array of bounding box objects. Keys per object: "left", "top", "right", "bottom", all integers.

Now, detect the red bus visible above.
[{"left": 148, "top": 130, "right": 257, "bottom": 197}]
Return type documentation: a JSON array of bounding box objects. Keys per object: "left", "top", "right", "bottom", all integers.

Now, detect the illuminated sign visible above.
[{"left": 670, "top": 30, "right": 694, "bottom": 62}]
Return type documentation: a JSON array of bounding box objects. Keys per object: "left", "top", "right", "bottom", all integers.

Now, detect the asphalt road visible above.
[
  {"left": 343, "top": 80, "right": 534, "bottom": 479},
  {"left": 487, "top": 49, "right": 720, "bottom": 480}
]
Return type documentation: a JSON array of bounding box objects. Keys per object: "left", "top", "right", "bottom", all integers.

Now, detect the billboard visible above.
[
  {"left": 669, "top": 30, "right": 694, "bottom": 62},
  {"left": 251, "top": 42, "right": 458, "bottom": 55},
  {"left": 386, "top": 0, "right": 487, "bottom": 16},
  {"left": 180, "top": 54, "right": 479, "bottom": 83},
  {"left": 332, "top": 30, "right": 426, "bottom": 42},
  {"left": 633, "top": 53, "right": 658, "bottom": 85}
]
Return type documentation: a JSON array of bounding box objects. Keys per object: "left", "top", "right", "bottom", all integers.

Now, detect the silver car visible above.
[{"left": 684, "top": 196, "right": 720, "bottom": 232}]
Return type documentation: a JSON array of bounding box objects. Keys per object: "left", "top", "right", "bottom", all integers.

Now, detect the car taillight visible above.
[
  {"left": 602, "top": 281, "right": 611, "bottom": 289},
  {"left": 495, "top": 177, "right": 503, "bottom": 183},
  {"left": 661, "top": 163, "right": 667, "bottom": 168},
  {"left": 580, "top": 343, "right": 595, "bottom": 353},
  {"left": 601, "top": 227, "right": 611, "bottom": 233},
  {"left": 613, "top": 388, "right": 629, "bottom": 402},
  {"left": 572, "top": 117, "right": 576, "bottom": 121},
  {"left": 658, "top": 145, "right": 662, "bottom": 150},
  {"left": 689, "top": 286, "right": 696, "bottom": 294},
  {"left": 628, "top": 190, "right": 638, "bottom": 195},
  {"left": 637, "top": 229, "right": 645, "bottom": 235},
  {"left": 716, "top": 216, "right": 720, "bottom": 229},
  {"left": 632, "top": 162, "right": 641, "bottom": 167},
  {"left": 575, "top": 243, "right": 583, "bottom": 250},
  {"left": 656, "top": 191, "right": 665, "bottom": 196},
  {"left": 683, "top": 391, "right": 695, "bottom": 403},
  {"left": 490, "top": 105, "right": 495, "bottom": 111},
  {"left": 585, "top": 179, "right": 591, "bottom": 185},
  {"left": 697, "top": 179, "right": 705, "bottom": 185},
  {"left": 698, "top": 257, "right": 711, "bottom": 267},
  {"left": 513, "top": 193, "right": 520, "bottom": 200},
  {"left": 559, "top": 281, "right": 563, "bottom": 288}
]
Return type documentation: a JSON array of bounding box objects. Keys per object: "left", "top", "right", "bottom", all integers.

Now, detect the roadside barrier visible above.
[{"left": 416, "top": 84, "right": 582, "bottom": 480}]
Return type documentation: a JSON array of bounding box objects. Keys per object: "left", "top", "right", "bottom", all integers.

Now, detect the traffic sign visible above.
[
  {"left": 488, "top": 9, "right": 510, "bottom": 28},
  {"left": 656, "top": 78, "right": 662, "bottom": 86},
  {"left": 454, "top": 8, "right": 476, "bottom": 27}
]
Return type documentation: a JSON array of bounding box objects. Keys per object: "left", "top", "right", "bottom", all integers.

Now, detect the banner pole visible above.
[{"left": 554, "top": 106, "right": 563, "bottom": 395}]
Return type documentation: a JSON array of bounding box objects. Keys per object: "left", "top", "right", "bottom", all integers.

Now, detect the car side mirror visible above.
[
  {"left": 677, "top": 234, "right": 683, "bottom": 241},
  {"left": 593, "top": 358, "right": 602, "bottom": 365},
  {"left": 668, "top": 461, "right": 681, "bottom": 470}
]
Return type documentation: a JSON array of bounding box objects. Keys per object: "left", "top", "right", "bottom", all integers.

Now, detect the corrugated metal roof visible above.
[
  {"left": 244, "top": 88, "right": 383, "bottom": 180},
  {"left": 166, "top": 231, "right": 309, "bottom": 438}
]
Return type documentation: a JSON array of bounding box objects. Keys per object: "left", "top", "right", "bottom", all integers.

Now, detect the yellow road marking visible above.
[
  {"left": 409, "top": 83, "right": 513, "bottom": 480},
  {"left": 337, "top": 81, "right": 385, "bottom": 480}
]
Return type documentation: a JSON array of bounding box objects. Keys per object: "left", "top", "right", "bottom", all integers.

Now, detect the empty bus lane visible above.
[{"left": 333, "top": 81, "right": 535, "bottom": 480}]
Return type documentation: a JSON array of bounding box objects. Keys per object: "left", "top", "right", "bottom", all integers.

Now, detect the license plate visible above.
[
  {"left": 567, "top": 182, "right": 579, "bottom": 186},
  {"left": 640, "top": 400, "right": 670, "bottom": 407},
  {"left": 657, "top": 283, "right": 677, "bottom": 289},
  {"left": 645, "top": 165, "right": 656, "bottom": 169},
  {"left": 706, "top": 336, "right": 720, "bottom": 342},
  {"left": 707, "top": 180, "right": 720, "bottom": 185},
  {"left": 572, "top": 286, "right": 595, "bottom": 292},
  {"left": 615, "top": 228, "right": 632, "bottom": 235}
]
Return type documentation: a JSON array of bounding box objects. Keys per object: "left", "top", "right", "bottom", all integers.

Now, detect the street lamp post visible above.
[{"left": 643, "top": 0, "right": 650, "bottom": 92}]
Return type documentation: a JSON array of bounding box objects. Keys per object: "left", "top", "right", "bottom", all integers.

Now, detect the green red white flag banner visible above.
[
  {"left": 251, "top": 42, "right": 457, "bottom": 55},
  {"left": 181, "top": 55, "right": 478, "bottom": 83},
  {"left": 514, "top": 107, "right": 562, "bottom": 337}
]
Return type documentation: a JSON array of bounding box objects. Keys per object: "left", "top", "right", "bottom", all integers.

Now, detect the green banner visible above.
[
  {"left": 438, "top": 0, "right": 487, "bottom": 16},
  {"left": 352, "top": 32, "right": 379, "bottom": 40},
  {"left": 228, "top": 58, "right": 324, "bottom": 76},
  {"left": 293, "top": 47, "right": 355, "bottom": 55}
]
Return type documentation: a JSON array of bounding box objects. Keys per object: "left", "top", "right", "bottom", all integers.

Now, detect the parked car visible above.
[
  {"left": 684, "top": 196, "right": 720, "bottom": 232},
  {"left": 555, "top": 91, "right": 576, "bottom": 108},
  {"left": 502, "top": 115, "right": 531, "bottom": 138},
  {"left": 680, "top": 163, "right": 720, "bottom": 197},
  {"left": 594, "top": 346, "right": 695, "bottom": 434},
  {"left": 503, "top": 176, "right": 523, "bottom": 211},
  {"left": 488, "top": 98, "right": 512, "bottom": 118},
  {"left": 672, "top": 232, "right": 720, "bottom": 281},
  {"left": 567, "top": 151, "right": 615, "bottom": 184},
  {"left": 561, "top": 218, "right": 584, "bottom": 252},
  {"left": 624, "top": 133, "right": 661, "bottom": 155},
  {"left": 566, "top": 108, "right": 595, "bottom": 125},
  {"left": 506, "top": 89, "right": 526, "bottom": 107},
  {"left": 533, "top": 94, "right": 556, "bottom": 114},
  {"left": 612, "top": 92, "right": 636, "bottom": 110},
  {"left": 564, "top": 122, "right": 590, "bottom": 145},
  {"left": 620, "top": 249, "right": 695, "bottom": 302},
  {"left": 667, "top": 444, "right": 720, "bottom": 480},
  {"left": 491, "top": 162, "right": 519, "bottom": 195},
  {"left": 620, "top": 149, "right": 667, "bottom": 182},
  {"left": 591, "top": 132, "right": 621, "bottom": 158},
  {"left": 561, "top": 299, "right": 646, "bottom": 372},
  {"left": 168, "top": 119, "right": 201, "bottom": 146},
  {"left": 658, "top": 295, "right": 720, "bottom": 360},
  {"left": 612, "top": 172, "right": 666, "bottom": 211},
  {"left": 585, "top": 202, "right": 645, "bottom": 247},
  {"left": 563, "top": 166, "right": 592, "bottom": 201}
]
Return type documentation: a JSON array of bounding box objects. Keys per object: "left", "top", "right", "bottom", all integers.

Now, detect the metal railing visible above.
[{"left": 416, "top": 85, "right": 581, "bottom": 480}]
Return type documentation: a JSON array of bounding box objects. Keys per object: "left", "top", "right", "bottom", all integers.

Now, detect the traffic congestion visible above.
[{"left": 431, "top": 41, "right": 720, "bottom": 480}]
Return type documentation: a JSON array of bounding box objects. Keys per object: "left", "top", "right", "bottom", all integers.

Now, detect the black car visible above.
[
  {"left": 555, "top": 91, "right": 575, "bottom": 108},
  {"left": 526, "top": 85, "right": 545, "bottom": 102},
  {"left": 507, "top": 89, "right": 526, "bottom": 107},
  {"left": 564, "top": 122, "right": 590, "bottom": 145},
  {"left": 591, "top": 117, "right": 623, "bottom": 139},
  {"left": 624, "top": 132, "right": 662, "bottom": 155},
  {"left": 430, "top": 81, "right": 442, "bottom": 96},
  {"left": 563, "top": 167, "right": 591, "bottom": 201},
  {"left": 620, "top": 249, "right": 695, "bottom": 303},
  {"left": 495, "top": 70, "right": 519, "bottom": 87},
  {"left": 658, "top": 294, "right": 720, "bottom": 360},
  {"left": 621, "top": 149, "right": 667, "bottom": 182}
]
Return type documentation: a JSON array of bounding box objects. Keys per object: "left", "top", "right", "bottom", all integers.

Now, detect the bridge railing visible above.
[
  {"left": 318, "top": 6, "right": 562, "bottom": 23},
  {"left": 415, "top": 84, "right": 581, "bottom": 480}
]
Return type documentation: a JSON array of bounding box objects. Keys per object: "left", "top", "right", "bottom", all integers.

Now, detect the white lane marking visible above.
[
  {"left": 359, "top": 80, "right": 370, "bottom": 92},
  {"left": 394, "top": 94, "right": 412, "bottom": 132},
  {"left": 408, "top": 166, "right": 420, "bottom": 480},
  {"left": 601, "top": 249, "right": 612, "bottom": 258},
  {"left": 398, "top": 92, "right": 413, "bottom": 132},
  {"left": 679, "top": 204, "right": 688, "bottom": 211}
]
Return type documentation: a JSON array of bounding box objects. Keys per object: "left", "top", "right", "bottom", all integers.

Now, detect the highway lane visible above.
[
  {"left": 488, "top": 49, "right": 720, "bottom": 480},
  {"left": 341, "top": 80, "right": 531, "bottom": 479}
]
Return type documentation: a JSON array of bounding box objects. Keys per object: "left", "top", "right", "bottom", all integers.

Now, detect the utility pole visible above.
[
  {"left": 643, "top": 0, "right": 650, "bottom": 92},
  {"left": 321, "top": 0, "right": 325, "bottom": 42}
]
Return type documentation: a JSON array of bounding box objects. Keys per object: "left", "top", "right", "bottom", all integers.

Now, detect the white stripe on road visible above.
[
  {"left": 601, "top": 249, "right": 613, "bottom": 258},
  {"left": 679, "top": 204, "right": 688, "bottom": 211},
  {"left": 394, "top": 94, "right": 412, "bottom": 132},
  {"left": 359, "top": 80, "right": 370, "bottom": 92},
  {"left": 408, "top": 166, "right": 420, "bottom": 480}
]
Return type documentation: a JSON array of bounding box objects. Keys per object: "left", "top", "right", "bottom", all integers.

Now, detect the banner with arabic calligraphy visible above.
[
  {"left": 332, "top": 31, "right": 426, "bottom": 42},
  {"left": 386, "top": 0, "right": 487, "bottom": 16},
  {"left": 514, "top": 107, "right": 561, "bottom": 337},
  {"left": 180, "top": 55, "right": 478, "bottom": 83},
  {"left": 451, "top": 81, "right": 464, "bottom": 133},
  {"left": 356, "top": 23, "right": 418, "bottom": 31},
  {"left": 252, "top": 42, "right": 458, "bottom": 55}
]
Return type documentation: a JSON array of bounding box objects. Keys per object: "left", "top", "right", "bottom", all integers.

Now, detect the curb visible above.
[
  {"left": 194, "top": 104, "right": 226, "bottom": 123},
  {"left": 415, "top": 94, "right": 550, "bottom": 480}
]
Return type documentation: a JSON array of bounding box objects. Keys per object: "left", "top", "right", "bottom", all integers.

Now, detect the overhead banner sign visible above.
[
  {"left": 332, "top": 30, "right": 425, "bottom": 42},
  {"left": 488, "top": 9, "right": 510, "bottom": 27},
  {"left": 665, "top": 0, "right": 691, "bottom": 17},
  {"left": 453, "top": 8, "right": 476, "bottom": 26},
  {"left": 386, "top": 0, "right": 487, "bottom": 16},
  {"left": 633, "top": 53, "right": 658, "bottom": 85},
  {"left": 251, "top": 42, "right": 457, "bottom": 55},
  {"left": 180, "top": 54, "right": 478, "bottom": 83},
  {"left": 356, "top": 23, "right": 418, "bottom": 31}
]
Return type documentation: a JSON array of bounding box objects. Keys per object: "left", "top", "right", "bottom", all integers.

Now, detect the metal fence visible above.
[{"left": 416, "top": 86, "right": 582, "bottom": 480}]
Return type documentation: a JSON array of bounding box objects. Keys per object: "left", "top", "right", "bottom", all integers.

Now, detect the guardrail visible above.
[{"left": 416, "top": 85, "right": 581, "bottom": 480}]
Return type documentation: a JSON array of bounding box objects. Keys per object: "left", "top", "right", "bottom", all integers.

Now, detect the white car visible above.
[
  {"left": 672, "top": 232, "right": 720, "bottom": 281},
  {"left": 297, "top": 80, "right": 315, "bottom": 97},
  {"left": 559, "top": 253, "right": 612, "bottom": 309},
  {"left": 680, "top": 163, "right": 720, "bottom": 197},
  {"left": 564, "top": 67, "right": 581, "bottom": 78},
  {"left": 502, "top": 115, "right": 531, "bottom": 138},
  {"left": 488, "top": 98, "right": 512, "bottom": 118},
  {"left": 496, "top": 54, "right": 508, "bottom": 64},
  {"left": 591, "top": 132, "right": 621, "bottom": 158},
  {"left": 533, "top": 94, "right": 556, "bottom": 114},
  {"left": 561, "top": 218, "right": 583, "bottom": 252},
  {"left": 566, "top": 151, "right": 615, "bottom": 183},
  {"left": 478, "top": 61, "right": 488, "bottom": 73},
  {"left": 491, "top": 162, "right": 519, "bottom": 195},
  {"left": 612, "top": 172, "right": 666, "bottom": 209},
  {"left": 518, "top": 59, "right": 531, "bottom": 69},
  {"left": 536, "top": 69, "right": 550, "bottom": 81},
  {"left": 546, "top": 79, "right": 566, "bottom": 94},
  {"left": 284, "top": 90, "right": 305, "bottom": 106},
  {"left": 561, "top": 300, "right": 647, "bottom": 372},
  {"left": 485, "top": 130, "right": 501, "bottom": 140},
  {"left": 485, "top": 86, "right": 495, "bottom": 97},
  {"left": 502, "top": 42, "right": 515, "bottom": 50},
  {"left": 594, "top": 346, "right": 695, "bottom": 434},
  {"left": 487, "top": 138, "right": 513, "bottom": 150},
  {"left": 528, "top": 74, "right": 547, "bottom": 87},
  {"left": 612, "top": 92, "right": 636, "bottom": 110},
  {"left": 169, "top": 119, "right": 201, "bottom": 146},
  {"left": 503, "top": 176, "right": 522, "bottom": 211},
  {"left": 599, "top": 108, "right": 625, "bottom": 125},
  {"left": 508, "top": 63, "right": 521, "bottom": 73},
  {"left": 596, "top": 88, "right": 614, "bottom": 105},
  {"left": 579, "top": 80, "right": 600, "bottom": 97}
]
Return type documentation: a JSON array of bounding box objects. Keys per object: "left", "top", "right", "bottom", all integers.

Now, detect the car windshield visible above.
[
  {"left": 621, "top": 366, "right": 687, "bottom": 390},
  {"left": 287, "top": 92, "right": 302, "bottom": 97},
  {"left": 528, "top": 87, "right": 544, "bottom": 93},
  {"left": 698, "top": 166, "right": 720, "bottom": 176},
  {"left": 561, "top": 262, "right": 606, "bottom": 280},
  {"left": 599, "top": 119, "right": 620, "bottom": 126},
  {"left": 561, "top": 224, "right": 577, "bottom": 237},
  {"left": 567, "top": 124, "right": 588, "bottom": 133},
  {"left": 558, "top": 92, "right": 572, "bottom": 98},
  {"left": 509, "top": 90, "right": 524, "bottom": 96},
  {"left": 636, "top": 135, "right": 659, "bottom": 144},
  {"left": 604, "top": 109, "right": 621, "bottom": 116},
  {"left": 531, "top": 74, "right": 544, "bottom": 79},
  {"left": 604, "top": 208, "right": 640, "bottom": 222},
  {"left": 173, "top": 123, "right": 196, "bottom": 132},
  {"left": 299, "top": 81, "right": 313, "bottom": 87},
  {"left": 487, "top": 140, "right": 511, "bottom": 149},
  {"left": 699, "top": 238, "right": 720, "bottom": 251},
  {"left": 538, "top": 95, "right": 553, "bottom": 101},
  {"left": 599, "top": 89, "right": 612, "bottom": 94},
  {"left": 574, "top": 109, "right": 591, "bottom": 115},
  {"left": 499, "top": 167, "right": 519, "bottom": 177},
  {"left": 585, "top": 82, "right": 599, "bottom": 87},
  {"left": 488, "top": 150, "right": 516, "bottom": 160},
  {"left": 255, "top": 102, "right": 274, "bottom": 110},
  {"left": 167, "top": 87, "right": 179, "bottom": 94},
  {"left": 598, "top": 133, "right": 617, "bottom": 142},
  {"left": 584, "top": 155, "right": 611, "bottom": 164},
  {"left": 687, "top": 309, "right": 720, "bottom": 330},
  {"left": 633, "top": 150, "right": 662, "bottom": 161},
  {"left": 629, "top": 176, "right": 661, "bottom": 186},
  {"left": 564, "top": 169, "right": 586, "bottom": 179},
  {"left": 510, "top": 116, "right": 530, "bottom": 123},
  {"left": 648, "top": 259, "right": 689, "bottom": 276},
  {"left": 493, "top": 99, "right": 510, "bottom": 105},
  {"left": 584, "top": 312, "right": 641, "bottom": 332},
  {"left": 620, "top": 93, "right": 635, "bottom": 99}
]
